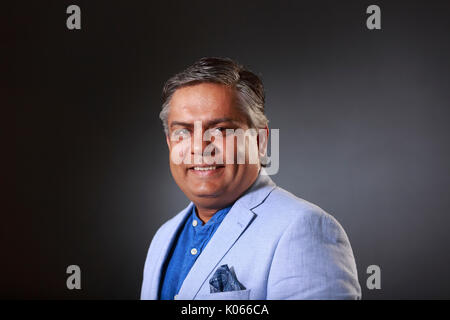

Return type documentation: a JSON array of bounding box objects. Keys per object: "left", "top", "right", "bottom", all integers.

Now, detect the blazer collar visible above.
[{"left": 236, "top": 167, "right": 277, "bottom": 210}]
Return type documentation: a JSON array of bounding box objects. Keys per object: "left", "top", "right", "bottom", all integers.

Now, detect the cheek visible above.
[
  {"left": 169, "top": 139, "right": 192, "bottom": 165},
  {"left": 221, "top": 134, "right": 254, "bottom": 165},
  {"left": 222, "top": 135, "right": 239, "bottom": 164}
]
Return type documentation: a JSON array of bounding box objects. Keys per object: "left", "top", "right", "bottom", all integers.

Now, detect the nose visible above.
[{"left": 191, "top": 127, "right": 213, "bottom": 156}]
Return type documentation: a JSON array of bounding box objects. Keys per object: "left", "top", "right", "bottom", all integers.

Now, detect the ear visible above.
[
  {"left": 257, "top": 126, "right": 269, "bottom": 156},
  {"left": 166, "top": 134, "right": 171, "bottom": 150}
]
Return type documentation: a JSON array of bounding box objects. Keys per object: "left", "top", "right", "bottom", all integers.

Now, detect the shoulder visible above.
[
  {"left": 254, "top": 186, "right": 349, "bottom": 243},
  {"left": 260, "top": 186, "right": 361, "bottom": 299},
  {"left": 148, "top": 204, "right": 192, "bottom": 247}
]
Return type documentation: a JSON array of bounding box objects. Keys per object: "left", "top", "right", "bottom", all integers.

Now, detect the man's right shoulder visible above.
[{"left": 151, "top": 204, "right": 192, "bottom": 241}]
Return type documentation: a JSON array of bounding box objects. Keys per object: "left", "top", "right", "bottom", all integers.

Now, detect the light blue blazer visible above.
[{"left": 141, "top": 169, "right": 361, "bottom": 300}]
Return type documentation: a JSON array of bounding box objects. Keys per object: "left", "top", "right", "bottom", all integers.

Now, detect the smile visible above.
[
  {"left": 193, "top": 166, "right": 219, "bottom": 171},
  {"left": 188, "top": 165, "right": 225, "bottom": 176}
]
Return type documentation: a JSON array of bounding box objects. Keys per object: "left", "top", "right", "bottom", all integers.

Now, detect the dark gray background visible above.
[{"left": 6, "top": 0, "right": 450, "bottom": 299}]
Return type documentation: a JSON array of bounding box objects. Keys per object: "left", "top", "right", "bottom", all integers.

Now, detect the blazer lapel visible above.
[
  {"left": 147, "top": 202, "right": 194, "bottom": 299},
  {"left": 176, "top": 201, "right": 255, "bottom": 299},
  {"left": 177, "top": 169, "right": 277, "bottom": 299}
]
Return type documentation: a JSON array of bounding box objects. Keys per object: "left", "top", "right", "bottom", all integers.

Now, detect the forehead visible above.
[{"left": 168, "top": 83, "right": 246, "bottom": 123}]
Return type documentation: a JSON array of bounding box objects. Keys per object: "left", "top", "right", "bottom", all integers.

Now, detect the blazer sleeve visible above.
[{"left": 266, "top": 210, "right": 362, "bottom": 300}]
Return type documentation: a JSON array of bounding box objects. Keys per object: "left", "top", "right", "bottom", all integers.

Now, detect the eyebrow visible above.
[{"left": 170, "top": 117, "right": 238, "bottom": 129}]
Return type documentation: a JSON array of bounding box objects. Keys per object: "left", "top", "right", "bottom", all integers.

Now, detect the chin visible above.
[{"left": 190, "top": 188, "right": 222, "bottom": 199}]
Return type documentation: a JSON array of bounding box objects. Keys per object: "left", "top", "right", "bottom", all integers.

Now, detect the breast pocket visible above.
[{"left": 196, "top": 289, "right": 251, "bottom": 300}]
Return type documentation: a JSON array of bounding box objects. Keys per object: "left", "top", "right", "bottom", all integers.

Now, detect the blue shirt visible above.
[{"left": 159, "top": 204, "right": 233, "bottom": 300}]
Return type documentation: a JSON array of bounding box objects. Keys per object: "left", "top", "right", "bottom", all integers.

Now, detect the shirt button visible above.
[
  {"left": 192, "top": 219, "right": 198, "bottom": 227},
  {"left": 174, "top": 294, "right": 178, "bottom": 300},
  {"left": 190, "top": 248, "right": 198, "bottom": 255}
]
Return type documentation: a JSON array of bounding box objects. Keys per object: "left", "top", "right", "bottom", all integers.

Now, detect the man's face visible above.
[{"left": 166, "top": 83, "right": 261, "bottom": 210}]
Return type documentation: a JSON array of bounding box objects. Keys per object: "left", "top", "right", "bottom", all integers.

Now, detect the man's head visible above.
[{"left": 160, "top": 57, "right": 269, "bottom": 211}]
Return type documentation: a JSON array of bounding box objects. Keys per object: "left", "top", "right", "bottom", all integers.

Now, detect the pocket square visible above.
[{"left": 209, "top": 264, "right": 246, "bottom": 293}]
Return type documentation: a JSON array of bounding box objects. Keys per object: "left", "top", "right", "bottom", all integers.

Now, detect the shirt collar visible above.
[{"left": 192, "top": 203, "right": 234, "bottom": 227}]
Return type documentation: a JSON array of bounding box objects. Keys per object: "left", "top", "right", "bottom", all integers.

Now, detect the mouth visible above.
[{"left": 187, "top": 165, "right": 225, "bottom": 176}]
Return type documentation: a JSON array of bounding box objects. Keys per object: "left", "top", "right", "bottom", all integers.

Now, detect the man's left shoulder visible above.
[
  {"left": 252, "top": 185, "right": 349, "bottom": 237},
  {"left": 255, "top": 186, "right": 331, "bottom": 221},
  {"left": 256, "top": 186, "right": 361, "bottom": 299}
]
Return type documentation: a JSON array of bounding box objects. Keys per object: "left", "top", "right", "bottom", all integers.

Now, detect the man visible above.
[{"left": 141, "top": 57, "right": 361, "bottom": 300}]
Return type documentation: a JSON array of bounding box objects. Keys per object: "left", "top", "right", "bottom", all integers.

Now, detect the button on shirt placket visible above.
[
  {"left": 191, "top": 210, "right": 228, "bottom": 262},
  {"left": 190, "top": 219, "right": 200, "bottom": 260},
  {"left": 191, "top": 218, "right": 213, "bottom": 260}
]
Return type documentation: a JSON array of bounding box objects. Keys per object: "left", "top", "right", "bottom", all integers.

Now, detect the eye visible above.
[
  {"left": 173, "top": 128, "right": 190, "bottom": 137},
  {"left": 212, "top": 127, "right": 225, "bottom": 134}
]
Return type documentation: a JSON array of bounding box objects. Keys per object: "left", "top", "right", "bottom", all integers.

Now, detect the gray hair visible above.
[{"left": 159, "top": 57, "right": 269, "bottom": 135}]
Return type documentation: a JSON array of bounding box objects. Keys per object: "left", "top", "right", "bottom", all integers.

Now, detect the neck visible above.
[{"left": 195, "top": 206, "right": 219, "bottom": 224}]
